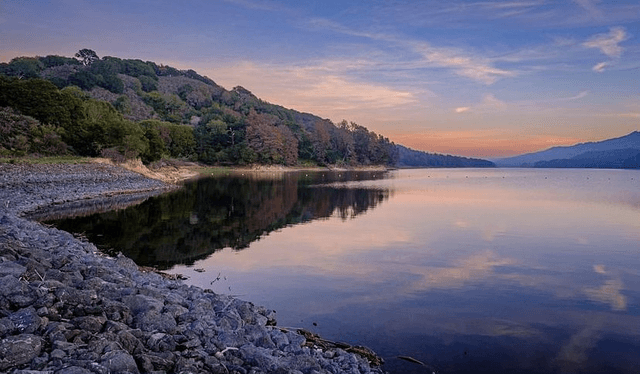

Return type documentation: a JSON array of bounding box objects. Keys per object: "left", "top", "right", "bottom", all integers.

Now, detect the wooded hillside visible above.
[{"left": 1, "top": 50, "right": 492, "bottom": 168}]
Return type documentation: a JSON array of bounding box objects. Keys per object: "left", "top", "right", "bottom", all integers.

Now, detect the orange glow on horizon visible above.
[{"left": 389, "top": 131, "right": 585, "bottom": 158}]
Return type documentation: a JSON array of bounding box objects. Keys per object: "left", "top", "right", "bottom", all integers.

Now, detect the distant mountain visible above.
[
  {"left": 534, "top": 148, "right": 640, "bottom": 169},
  {"left": 493, "top": 131, "right": 640, "bottom": 168},
  {"left": 396, "top": 145, "right": 495, "bottom": 168}
]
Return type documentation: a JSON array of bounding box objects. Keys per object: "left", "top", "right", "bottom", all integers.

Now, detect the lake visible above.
[{"left": 49, "top": 168, "right": 640, "bottom": 374}]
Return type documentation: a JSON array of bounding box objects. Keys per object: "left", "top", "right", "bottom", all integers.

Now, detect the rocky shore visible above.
[{"left": 0, "top": 163, "right": 385, "bottom": 374}]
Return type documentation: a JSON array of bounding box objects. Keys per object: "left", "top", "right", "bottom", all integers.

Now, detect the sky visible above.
[{"left": 1, "top": 0, "right": 639, "bottom": 158}]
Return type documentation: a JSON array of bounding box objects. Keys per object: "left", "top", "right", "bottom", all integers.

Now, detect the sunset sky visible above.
[{"left": 2, "top": 0, "right": 639, "bottom": 157}]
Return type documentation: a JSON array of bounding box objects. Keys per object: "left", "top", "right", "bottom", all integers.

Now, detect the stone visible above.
[
  {"left": 0, "top": 334, "right": 43, "bottom": 370},
  {"left": 59, "top": 366, "right": 93, "bottom": 374},
  {"left": 123, "top": 294, "right": 164, "bottom": 315},
  {"left": 1, "top": 275, "right": 36, "bottom": 308},
  {"left": 0, "top": 317, "right": 16, "bottom": 337},
  {"left": 134, "top": 309, "right": 177, "bottom": 333},
  {"left": 50, "top": 348, "right": 66, "bottom": 359},
  {"left": 147, "top": 332, "right": 176, "bottom": 352},
  {"left": 100, "top": 350, "right": 140, "bottom": 374},
  {"left": 9, "top": 307, "right": 43, "bottom": 334},
  {"left": 134, "top": 353, "right": 175, "bottom": 372},
  {"left": 0, "top": 261, "right": 27, "bottom": 278},
  {"left": 72, "top": 315, "right": 106, "bottom": 333}
]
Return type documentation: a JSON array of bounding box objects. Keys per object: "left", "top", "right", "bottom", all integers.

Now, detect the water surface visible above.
[{"left": 51, "top": 169, "right": 640, "bottom": 374}]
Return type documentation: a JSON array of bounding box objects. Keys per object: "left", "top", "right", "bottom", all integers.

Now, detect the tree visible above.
[
  {"left": 0, "top": 57, "right": 44, "bottom": 79},
  {"left": 75, "top": 49, "right": 99, "bottom": 66}
]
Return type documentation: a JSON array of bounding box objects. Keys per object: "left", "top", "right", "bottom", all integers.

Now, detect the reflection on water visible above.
[
  {"left": 49, "top": 169, "right": 640, "bottom": 374},
  {"left": 49, "top": 171, "right": 390, "bottom": 268}
]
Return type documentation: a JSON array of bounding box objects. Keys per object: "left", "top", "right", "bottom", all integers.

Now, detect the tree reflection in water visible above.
[{"left": 48, "top": 171, "right": 391, "bottom": 269}]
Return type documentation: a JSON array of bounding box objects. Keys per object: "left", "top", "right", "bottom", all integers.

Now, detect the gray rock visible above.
[
  {"left": 123, "top": 294, "right": 164, "bottom": 315},
  {"left": 0, "top": 317, "right": 16, "bottom": 337},
  {"left": 269, "top": 328, "right": 290, "bottom": 350},
  {"left": 71, "top": 315, "right": 106, "bottom": 333},
  {"left": 147, "top": 332, "right": 176, "bottom": 352},
  {"left": 0, "top": 334, "right": 43, "bottom": 370},
  {"left": 50, "top": 348, "right": 66, "bottom": 359},
  {"left": 57, "top": 366, "right": 93, "bottom": 374},
  {"left": 0, "top": 261, "right": 27, "bottom": 277},
  {"left": 134, "top": 309, "right": 177, "bottom": 333},
  {"left": 117, "top": 330, "right": 144, "bottom": 355},
  {"left": 9, "top": 307, "right": 43, "bottom": 334},
  {"left": 135, "top": 352, "right": 175, "bottom": 372},
  {"left": 0, "top": 274, "right": 36, "bottom": 308},
  {"left": 100, "top": 350, "right": 140, "bottom": 374}
]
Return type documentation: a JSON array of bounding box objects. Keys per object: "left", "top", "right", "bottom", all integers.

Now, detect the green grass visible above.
[{"left": 0, "top": 155, "right": 93, "bottom": 165}]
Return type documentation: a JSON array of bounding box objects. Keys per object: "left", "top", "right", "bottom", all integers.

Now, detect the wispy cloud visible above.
[
  {"left": 308, "top": 17, "right": 517, "bottom": 85},
  {"left": 583, "top": 27, "right": 629, "bottom": 58},
  {"left": 561, "top": 90, "right": 590, "bottom": 101},
  {"left": 572, "top": 0, "right": 604, "bottom": 20},
  {"left": 455, "top": 93, "right": 508, "bottom": 114},
  {"left": 413, "top": 43, "right": 517, "bottom": 84},
  {"left": 592, "top": 61, "right": 607, "bottom": 72},
  {"left": 204, "top": 61, "right": 417, "bottom": 120}
]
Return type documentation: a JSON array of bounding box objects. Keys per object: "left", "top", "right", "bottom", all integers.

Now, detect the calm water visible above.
[{"left": 50, "top": 169, "right": 640, "bottom": 374}]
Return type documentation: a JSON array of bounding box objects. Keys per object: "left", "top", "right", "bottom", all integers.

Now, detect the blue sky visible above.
[{"left": 2, "top": 0, "right": 639, "bottom": 157}]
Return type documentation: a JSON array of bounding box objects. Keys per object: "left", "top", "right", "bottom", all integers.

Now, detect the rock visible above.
[
  {"left": 72, "top": 315, "right": 106, "bottom": 333},
  {"left": 135, "top": 352, "right": 175, "bottom": 372},
  {"left": 134, "top": 309, "right": 177, "bottom": 333},
  {"left": 100, "top": 350, "right": 140, "bottom": 374},
  {"left": 122, "top": 294, "right": 164, "bottom": 315},
  {"left": 50, "top": 348, "right": 66, "bottom": 359},
  {"left": 0, "top": 261, "right": 27, "bottom": 278},
  {"left": 0, "top": 317, "right": 16, "bottom": 337},
  {"left": 117, "top": 330, "right": 144, "bottom": 355},
  {"left": 59, "top": 366, "right": 93, "bottom": 374},
  {"left": 0, "top": 275, "right": 36, "bottom": 308},
  {"left": 0, "top": 334, "right": 43, "bottom": 370},
  {"left": 147, "top": 332, "right": 176, "bottom": 352},
  {"left": 9, "top": 307, "right": 43, "bottom": 334}
]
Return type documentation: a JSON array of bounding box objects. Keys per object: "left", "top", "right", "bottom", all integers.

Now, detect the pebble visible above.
[{"left": 0, "top": 163, "right": 386, "bottom": 374}]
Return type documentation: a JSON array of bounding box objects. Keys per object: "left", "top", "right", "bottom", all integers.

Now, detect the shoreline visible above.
[{"left": 0, "top": 162, "right": 386, "bottom": 373}]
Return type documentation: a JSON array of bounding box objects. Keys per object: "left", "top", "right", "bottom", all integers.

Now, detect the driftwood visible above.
[
  {"left": 294, "top": 328, "right": 384, "bottom": 366},
  {"left": 397, "top": 355, "right": 438, "bottom": 373}
]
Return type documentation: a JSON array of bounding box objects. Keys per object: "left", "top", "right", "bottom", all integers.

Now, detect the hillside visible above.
[
  {"left": 1, "top": 50, "right": 491, "bottom": 168},
  {"left": 494, "top": 131, "right": 640, "bottom": 168},
  {"left": 533, "top": 148, "right": 640, "bottom": 169},
  {"left": 396, "top": 145, "right": 494, "bottom": 168}
]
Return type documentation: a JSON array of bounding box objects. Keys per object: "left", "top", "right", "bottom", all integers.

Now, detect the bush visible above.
[
  {"left": 0, "top": 107, "right": 68, "bottom": 156},
  {"left": 138, "top": 75, "right": 158, "bottom": 92}
]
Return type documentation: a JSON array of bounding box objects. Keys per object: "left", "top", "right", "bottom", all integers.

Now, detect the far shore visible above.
[{"left": 0, "top": 156, "right": 393, "bottom": 185}]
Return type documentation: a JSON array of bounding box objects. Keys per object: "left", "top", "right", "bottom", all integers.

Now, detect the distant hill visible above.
[
  {"left": 534, "top": 148, "right": 640, "bottom": 169},
  {"left": 493, "top": 131, "right": 640, "bottom": 168},
  {"left": 396, "top": 145, "right": 495, "bottom": 168}
]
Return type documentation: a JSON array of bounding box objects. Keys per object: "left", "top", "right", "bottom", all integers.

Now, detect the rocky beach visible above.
[{"left": 0, "top": 163, "right": 385, "bottom": 374}]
